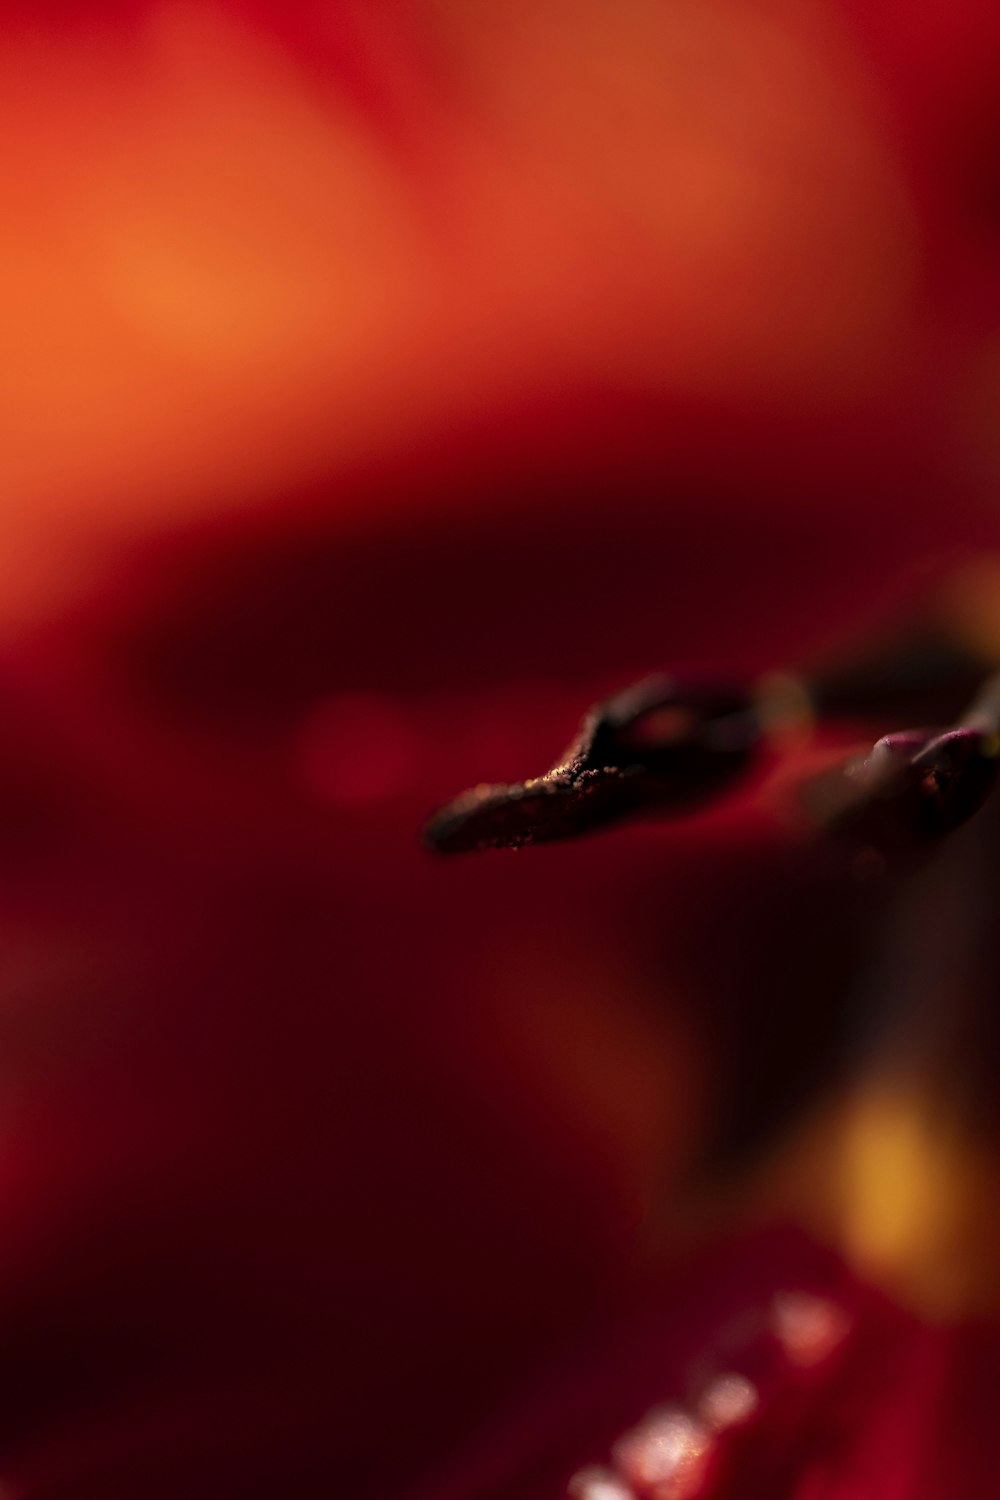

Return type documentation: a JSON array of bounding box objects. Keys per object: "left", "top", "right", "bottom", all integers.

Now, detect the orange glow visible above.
[{"left": 0, "top": 0, "right": 920, "bottom": 625}]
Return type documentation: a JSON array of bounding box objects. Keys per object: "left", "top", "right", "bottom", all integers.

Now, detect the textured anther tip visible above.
[
  {"left": 424, "top": 675, "right": 760, "bottom": 854},
  {"left": 422, "top": 775, "right": 582, "bottom": 855},
  {"left": 909, "top": 727, "right": 1000, "bottom": 837},
  {"left": 822, "top": 725, "right": 1000, "bottom": 853}
]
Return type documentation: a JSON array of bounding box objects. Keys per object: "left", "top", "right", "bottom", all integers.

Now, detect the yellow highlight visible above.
[
  {"left": 828, "top": 1082, "right": 993, "bottom": 1320},
  {"left": 758, "top": 1074, "right": 1000, "bottom": 1321},
  {"left": 839, "top": 1092, "right": 971, "bottom": 1314}
]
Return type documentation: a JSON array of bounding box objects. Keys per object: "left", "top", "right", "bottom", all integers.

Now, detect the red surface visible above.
[{"left": 1, "top": 2, "right": 1000, "bottom": 1496}]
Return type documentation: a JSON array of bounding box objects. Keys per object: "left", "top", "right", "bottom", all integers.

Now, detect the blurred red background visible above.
[{"left": 2, "top": 3, "right": 1000, "bottom": 1497}]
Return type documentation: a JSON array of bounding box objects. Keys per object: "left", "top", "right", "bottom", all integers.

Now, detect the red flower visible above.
[{"left": 1, "top": 3, "right": 1000, "bottom": 1498}]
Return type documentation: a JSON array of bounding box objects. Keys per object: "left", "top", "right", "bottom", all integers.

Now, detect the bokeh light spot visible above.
[
  {"left": 772, "top": 1291, "right": 850, "bottom": 1367},
  {"left": 612, "top": 1406, "right": 711, "bottom": 1496},
  {"left": 567, "top": 1466, "right": 636, "bottom": 1500},
  {"left": 295, "top": 691, "right": 419, "bottom": 805},
  {"left": 698, "top": 1371, "right": 759, "bottom": 1431}
]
